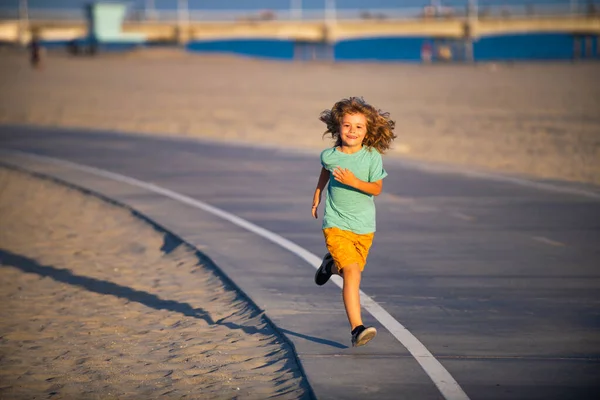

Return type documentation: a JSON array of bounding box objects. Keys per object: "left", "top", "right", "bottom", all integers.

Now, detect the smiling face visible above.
[{"left": 339, "top": 113, "right": 367, "bottom": 153}]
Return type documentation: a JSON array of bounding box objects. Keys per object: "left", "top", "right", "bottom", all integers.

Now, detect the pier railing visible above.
[{"left": 0, "top": 1, "right": 598, "bottom": 22}]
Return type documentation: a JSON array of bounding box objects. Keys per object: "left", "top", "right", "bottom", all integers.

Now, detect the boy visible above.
[{"left": 311, "top": 97, "right": 396, "bottom": 347}]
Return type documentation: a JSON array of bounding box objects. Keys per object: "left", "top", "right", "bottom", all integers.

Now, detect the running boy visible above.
[{"left": 311, "top": 97, "right": 396, "bottom": 347}]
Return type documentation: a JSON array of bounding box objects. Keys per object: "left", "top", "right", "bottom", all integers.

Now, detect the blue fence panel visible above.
[
  {"left": 186, "top": 38, "right": 295, "bottom": 59},
  {"left": 334, "top": 36, "right": 428, "bottom": 61},
  {"left": 474, "top": 32, "right": 576, "bottom": 61}
]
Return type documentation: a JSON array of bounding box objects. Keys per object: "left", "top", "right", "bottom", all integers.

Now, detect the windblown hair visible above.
[{"left": 319, "top": 97, "right": 396, "bottom": 154}]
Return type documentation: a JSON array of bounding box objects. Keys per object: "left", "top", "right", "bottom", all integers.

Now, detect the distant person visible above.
[
  {"left": 421, "top": 41, "right": 433, "bottom": 63},
  {"left": 311, "top": 97, "right": 396, "bottom": 347},
  {"left": 437, "top": 44, "right": 452, "bottom": 61},
  {"left": 28, "top": 33, "right": 43, "bottom": 69}
]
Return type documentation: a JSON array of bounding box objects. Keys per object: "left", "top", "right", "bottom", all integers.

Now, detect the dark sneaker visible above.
[
  {"left": 351, "top": 325, "right": 377, "bottom": 347},
  {"left": 314, "top": 253, "right": 334, "bottom": 286}
]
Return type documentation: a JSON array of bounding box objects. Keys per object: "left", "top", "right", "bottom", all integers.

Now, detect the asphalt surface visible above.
[{"left": 1, "top": 124, "right": 599, "bottom": 400}]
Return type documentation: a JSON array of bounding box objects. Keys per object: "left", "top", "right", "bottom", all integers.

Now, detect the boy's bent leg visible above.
[{"left": 341, "top": 263, "right": 363, "bottom": 330}]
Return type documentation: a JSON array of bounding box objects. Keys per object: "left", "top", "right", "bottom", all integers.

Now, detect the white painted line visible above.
[
  {"left": 451, "top": 212, "right": 475, "bottom": 221},
  {"left": 3, "top": 150, "right": 470, "bottom": 400},
  {"left": 531, "top": 236, "right": 565, "bottom": 247}
]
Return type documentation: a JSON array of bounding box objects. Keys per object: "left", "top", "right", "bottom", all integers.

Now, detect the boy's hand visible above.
[
  {"left": 311, "top": 205, "right": 318, "bottom": 219},
  {"left": 333, "top": 167, "right": 358, "bottom": 188}
]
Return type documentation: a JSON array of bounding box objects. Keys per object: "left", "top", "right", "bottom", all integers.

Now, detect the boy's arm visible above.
[
  {"left": 312, "top": 167, "right": 330, "bottom": 219},
  {"left": 332, "top": 167, "right": 383, "bottom": 196}
]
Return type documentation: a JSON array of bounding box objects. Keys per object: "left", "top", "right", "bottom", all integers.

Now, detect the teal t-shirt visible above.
[{"left": 321, "top": 146, "right": 388, "bottom": 234}]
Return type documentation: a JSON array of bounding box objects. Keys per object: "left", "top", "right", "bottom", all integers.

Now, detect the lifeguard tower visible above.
[{"left": 69, "top": 1, "right": 146, "bottom": 54}]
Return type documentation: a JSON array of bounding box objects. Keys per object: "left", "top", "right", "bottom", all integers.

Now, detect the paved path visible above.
[{"left": 1, "top": 125, "right": 599, "bottom": 400}]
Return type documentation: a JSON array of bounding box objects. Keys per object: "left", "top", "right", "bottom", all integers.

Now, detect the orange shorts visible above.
[{"left": 323, "top": 227, "right": 374, "bottom": 272}]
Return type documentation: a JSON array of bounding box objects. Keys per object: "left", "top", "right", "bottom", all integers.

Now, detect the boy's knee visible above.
[{"left": 341, "top": 263, "right": 361, "bottom": 279}]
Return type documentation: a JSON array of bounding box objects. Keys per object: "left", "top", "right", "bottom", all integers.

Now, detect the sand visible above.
[
  {"left": 0, "top": 48, "right": 599, "bottom": 185},
  {"left": 0, "top": 167, "right": 309, "bottom": 399}
]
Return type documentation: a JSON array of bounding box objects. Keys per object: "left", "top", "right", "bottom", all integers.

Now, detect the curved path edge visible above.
[
  {"left": 0, "top": 149, "right": 470, "bottom": 400},
  {"left": 0, "top": 154, "right": 317, "bottom": 400}
]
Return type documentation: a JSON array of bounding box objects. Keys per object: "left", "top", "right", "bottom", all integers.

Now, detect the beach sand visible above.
[
  {"left": 0, "top": 167, "right": 309, "bottom": 399},
  {"left": 0, "top": 48, "right": 599, "bottom": 185}
]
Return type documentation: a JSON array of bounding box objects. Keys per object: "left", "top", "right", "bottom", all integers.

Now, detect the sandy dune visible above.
[
  {"left": 0, "top": 48, "right": 598, "bottom": 185},
  {"left": 0, "top": 167, "right": 309, "bottom": 399}
]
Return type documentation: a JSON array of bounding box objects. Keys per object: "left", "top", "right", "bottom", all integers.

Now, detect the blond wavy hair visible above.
[{"left": 319, "top": 97, "right": 396, "bottom": 154}]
